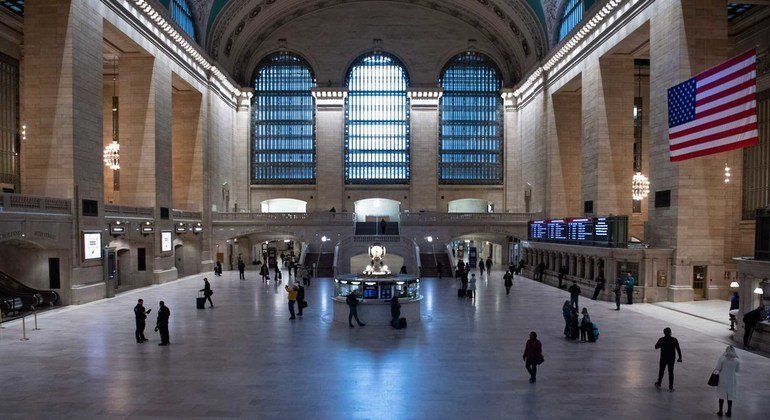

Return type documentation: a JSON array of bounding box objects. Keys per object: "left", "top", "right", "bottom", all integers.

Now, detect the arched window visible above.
[
  {"left": 559, "top": 0, "right": 584, "bottom": 41},
  {"left": 170, "top": 0, "right": 196, "bottom": 41},
  {"left": 252, "top": 52, "right": 316, "bottom": 184},
  {"left": 345, "top": 52, "right": 410, "bottom": 184},
  {"left": 439, "top": 52, "right": 503, "bottom": 184}
]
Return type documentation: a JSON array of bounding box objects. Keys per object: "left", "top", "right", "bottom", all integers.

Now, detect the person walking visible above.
[
  {"left": 296, "top": 282, "right": 305, "bottom": 317},
  {"left": 522, "top": 331, "right": 543, "bottom": 384},
  {"left": 199, "top": 277, "right": 214, "bottom": 308},
  {"left": 390, "top": 295, "right": 401, "bottom": 328},
  {"left": 478, "top": 259, "right": 485, "bottom": 277},
  {"left": 485, "top": 257, "right": 492, "bottom": 273},
  {"left": 742, "top": 304, "right": 766, "bottom": 349},
  {"left": 215, "top": 261, "right": 222, "bottom": 277},
  {"left": 436, "top": 261, "right": 443, "bottom": 279},
  {"left": 562, "top": 300, "right": 572, "bottom": 338},
  {"left": 728, "top": 292, "right": 739, "bottom": 331},
  {"left": 592, "top": 273, "right": 606, "bottom": 300},
  {"left": 613, "top": 277, "right": 622, "bottom": 310},
  {"left": 536, "top": 262, "right": 546, "bottom": 282},
  {"left": 285, "top": 284, "right": 298, "bottom": 320},
  {"left": 238, "top": 258, "right": 246, "bottom": 280},
  {"left": 654, "top": 327, "right": 682, "bottom": 391},
  {"left": 260, "top": 263, "right": 270, "bottom": 283},
  {"left": 299, "top": 265, "right": 310, "bottom": 287},
  {"left": 274, "top": 265, "right": 282, "bottom": 283},
  {"left": 504, "top": 270, "right": 513, "bottom": 295},
  {"left": 580, "top": 308, "right": 592, "bottom": 343},
  {"left": 713, "top": 345, "right": 740, "bottom": 417},
  {"left": 346, "top": 291, "right": 365, "bottom": 328},
  {"left": 558, "top": 265, "right": 568, "bottom": 289},
  {"left": 468, "top": 273, "right": 477, "bottom": 298},
  {"left": 625, "top": 272, "right": 635, "bottom": 304},
  {"left": 568, "top": 281, "right": 581, "bottom": 310},
  {"left": 460, "top": 269, "right": 469, "bottom": 292},
  {"left": 133, "top": 299, "right": 151, "bottom": 343},
  {"left": 155, "top": 301, "right": 170, "bottom": 346}
]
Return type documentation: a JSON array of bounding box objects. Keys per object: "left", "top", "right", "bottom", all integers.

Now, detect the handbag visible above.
[
  {"left": 536, "top": 354, "right": 545, "bottom": 365},
  {"left": 708, "top": 370, "right": 719, "bottom": 387},
  {"left": 301, "top": 301, "right": 308, "bottom": 309}
]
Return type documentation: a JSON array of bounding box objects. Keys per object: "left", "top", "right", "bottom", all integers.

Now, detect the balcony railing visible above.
[
  {"left": 104, "top": 204, "right": 154, "bottom": 218},
  {"left": 400, "top": 211, "right": 534, "bottom": 226},
  {"left": 172, "top": 209, "right": 203, "bottom": 220},
  {"left": 0, "top": 193, "right": 71, "bottom": 215},
  {"left": 213, "top": 211, "right": 356, "bottom": 225}
]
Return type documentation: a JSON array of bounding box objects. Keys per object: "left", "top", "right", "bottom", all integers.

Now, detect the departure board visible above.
[{"left": 528, "top": 216, "right": 628, "bottom": 248}]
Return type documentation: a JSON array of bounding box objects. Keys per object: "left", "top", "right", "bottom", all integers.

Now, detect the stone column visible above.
[
  {"left": 548, "top": 89, "right": 583, "bottom": 217},
  {"left": 502, "top": 90, "right": 522, "bottom": 212},
  {"left": 581, "top": 56, "right": 635, "bottom": 216},
  {"left": 648, "top": 0, "right": 729, "bottom": 301},
  {"left": 312, "top": 88, "right": 346, "bottom": 211},
  {"left": 408, "top": 88, "right": 441, "bottom": 211},
  {"left": 232, "top": 90, "right": 252, "bottom": 211}
]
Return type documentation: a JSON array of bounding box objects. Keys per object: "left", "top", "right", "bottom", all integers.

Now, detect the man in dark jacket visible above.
[
  {"left": 592, "top": 273, "right": 606, "bottom": 300},
  {"left": 536, "top": 262, "right": 546, "bottom": 282},
  {"left": 613, "top": 277, "right": 622, "bottom": 310},
  {"left": 504, "top": 270, "right": 513, "bottom": 295},
  {"left": 568, "top": 281, "right": 581, "bottom": 309},
  {"left": 346, "top": 292, "right": 365, "bottom": 328},
  {"left": 522, "top": 331, "right": 543, "bottom": 384},
  {"left": 558, "top": 265, "right": 568, "bottom": 289},
  {"left": 296, "top": 282, "right": 306, "bottom": 317},
  {"left": 436, "top": 261, "right": 443, "bottom": 279},
  {"left": 390, "top": 296, "right": 401, "bottom": 329},
  {"left": 155, "top": 301, "right": 171, "bottom": 346},
  {"left": 654, "top": 327, "right": 682, "bottom": 391},
  {"left": 238, "top": 258, "right": 246, "bottom": 280},
  {"left": 743, "top": 304, "right": 766, "bottom": 349},
  {"left": 134, "top": 299, "right": 150, "bottom": 343}
]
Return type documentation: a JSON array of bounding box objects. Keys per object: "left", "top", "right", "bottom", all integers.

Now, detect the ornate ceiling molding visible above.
[{"left": 205, "top": 0, "right": 549, "bottom": 86}]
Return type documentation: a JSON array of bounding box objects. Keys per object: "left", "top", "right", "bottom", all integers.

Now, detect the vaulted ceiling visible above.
[{"left": 182, "top": 0, "right": 570, "bottom": 85}]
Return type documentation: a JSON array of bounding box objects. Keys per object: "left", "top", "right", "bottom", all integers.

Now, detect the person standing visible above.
[
  {"left": 380, "top": 218, "right": 387, "bottom": 235},
  {"left": 199, "top": 277, "right": 214, "bottom": 308},
  {"left": 478, "top": 259, "right": 485, "bottom": 276},
  {"left": 728, "top": 292, "right": 739, "bottom": 331},
  {"left": 390, "top": 296, "right": 401, "bottom": 328},
  {"left": 613, "top": 277, "right": 622, "bottom": 310},
  {"left": 155, "top": 301, "right": 170, "bottom": 346},
  {"left": 654, "top": 327, "right": 682, "bottom": 391},
  {"left": 238, "top": 258, "right": 246, "bottom": 280},
  {"left": 460, "top": 269, "right": 469, "bottom": 292},
  {"left": 592, "top": 273, "right": 606, "bottom": 300},
  {"left": 713, "top": 345, "right": 740, "bottom": 417},
  {"left": 504, "top": 270, "right": 513, "bottom": 295},
  {"left": 468, "top": 273, "right": 477, "bottom": 298},
  {"left": 558, "top": 265, "right": 568, "bottom": 289},
  {"left": 436, "top": 261, "right": 443, "bottom": 279},
  {"left": 536, "top": 262, "right": 546, "bottom": 282},
  {"left": 215, "top": 261, "right": 222, "bottom": 277},
  {"left": 625, "top": 272, "right": 635, "bottom": 304},
  {"left": 133, "top": 299, "right": 151, "bottom": 343},
  {"left": 569, "top": 306, "right": 580, "bottom": 341},
  {"left": 285, "top": 284, "right": 298, "bottom": 320},
  {"left": 292, "top": 259, "right": 299, "bottom": 279},
  {"left": 522, "top": 331, "right": 543, "bottom": 384},
  {"left": 580, "top": 308, "right": 592, "bottom": 343},
  {"left": 260, "top": 263, "right": 270, "bottom": 283},
  {"left": 485, "top": 257, "right": 492, "bottom": 273},
  {"left": 562, "top": 301, "right": 572, "bottom": 338},
  {"left": 568, "top": 281, "right": 581, "bottom": 310},
  {"left": 295, "top": 282, "right": 305, "bottom": 317},
  {"left": 346, "top": 291, "right": 365, "bottom": 327},
  {"left": 742, "top": 304, "right": 766, "bottom": 349}
]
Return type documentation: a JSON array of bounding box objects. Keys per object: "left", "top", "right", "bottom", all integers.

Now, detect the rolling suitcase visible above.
[
  {"left": 399, "top": 317, "right": 407, "bottom": 329},
  {"left": 591, "top": 322, "right": 599, "bottom": 342},
  {"left": 457, "top": 289, "right": 465, "bottom": 298},
  {"left": 466, "top": 290, "right": 473, "bottom": 298},
  {"left": 196, "top": 291, "right": 206, "bottom": 309}
]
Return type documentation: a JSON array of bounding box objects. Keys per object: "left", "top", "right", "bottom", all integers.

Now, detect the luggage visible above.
[
  {"left": 457, "top": 289, "right": 465, "bottom": 298},
  {"left": 391, "top": 318, "right": 400, "bottom": 329},
  {"left": 196, "top": 297, "right": 206, "bottom": 309},
  {"left": 591, "top": 322, "right": 599, "bottom": 342},
  {"left": 399, "top": 317, "right": 407, "bottom": 329},
  {"left": 466, "top": 290, "right": 473, "bottom": 298}
]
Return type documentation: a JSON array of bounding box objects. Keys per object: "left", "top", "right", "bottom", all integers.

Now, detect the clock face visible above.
[{"left": 370, "top": 245, "right": 384, "bottom": 259}]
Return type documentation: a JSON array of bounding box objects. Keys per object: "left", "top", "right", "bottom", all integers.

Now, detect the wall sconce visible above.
[
  {"left": 110, "top": 221, "right": 126, "bottom": 236},
  {"left": 193, "top": 223, "right": 203, "bottom": 234},
  {"left": 175, "top": 223, "right": 187, "bottom": 234},
  {"left": 141, "top": 221, "right": 154, "bottom": 235}
]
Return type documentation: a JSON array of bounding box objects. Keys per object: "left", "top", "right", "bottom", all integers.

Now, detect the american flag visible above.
[{"left": 667, "top": 50, "right": 759, "bottom": 162}]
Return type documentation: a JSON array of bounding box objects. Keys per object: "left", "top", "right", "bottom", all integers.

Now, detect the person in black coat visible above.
[
  {"left": 743, "top": 304, "right": 766, "bottom": 349},
  {"left": 536, "top": 262, "right": 546, "bottom": 282},
  {"left": 436, "top": 261, "right": 443, "bottom": 279},
  {"left": 237, "top": 258, "right": 246, "bottom": 280},
  {"left": 568, "top": 281, "right": 581, "bottom": 309},
  {"left": 199, "top": 278, "right": 213, "bottom": 308},
  {"left": 380, "top": 218, "right": 387, "bottom": 235},
  {"left": 390, "top": 296, "right": 401, "bottom": 328},
  {"left": 558, "top": 265, "right": 568, "bottom": 289},
  {"left": 215, "top": 261, "right": 222, "bottom": 277},
  {"left": 654, "top": 327, "right": 682, "bottom": 391},
  {"left": 504, "top": 270, "right": 513, "bottom": 295},
  {"left": 296, "top": 282, "right": 306, "bottom": 317},
  {"left": 592, "top": 273, "right": 606, "bottom": 300},
  {"left": 346, "top": 292, "right": 365, "bottom": 328},
  {"left": 155, "top": 301, "right": 171, "bottom": 346},
  {"left": 260, "top": 263, "right": 270, "bottom": 283},
  {"left": 133, "top": 298, "right": 151, "bottom": 343}
]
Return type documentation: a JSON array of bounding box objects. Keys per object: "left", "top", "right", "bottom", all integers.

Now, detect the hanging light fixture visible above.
[
  {"left": 724, "top": 163, "right": 731, "bottom": 183},
  {"left": 104, "top": 56, "right": 120, "bottom": 170},
  {"left": 632, "top": 172, "right": 650, "bottom": 201},
  {"left": 631, "top": 61, "right": 650, "bottom": 201}
]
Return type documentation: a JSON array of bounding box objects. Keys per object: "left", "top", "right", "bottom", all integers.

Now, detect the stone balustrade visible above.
[
  {"left": 172, "top": 209, "right": 203, "bottom": 220},
  {"left": 400, "top": 211, "right": 535, "bottom": 226},
  {"left": 104, "top": 204, "right": 154, "bottom": 218},
  {"left": 0, "top": 193, "right": 71, "bottom": 214},
  {"left": 213, "top": 211, "right": 356, "bottom": 225}
]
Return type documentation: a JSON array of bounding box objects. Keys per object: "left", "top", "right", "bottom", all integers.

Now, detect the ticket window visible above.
[{"left": 380, "top": 283, "right": 393, "bottom": 300}]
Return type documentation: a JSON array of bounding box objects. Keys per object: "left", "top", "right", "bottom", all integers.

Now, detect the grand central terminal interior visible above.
[{"left": 0, "top": 0, "right": 769, "bottom": 418}]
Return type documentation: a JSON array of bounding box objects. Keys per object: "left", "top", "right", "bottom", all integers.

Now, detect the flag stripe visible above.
[
  {"left": 695, "top": 86, "right": 755, "bottom": 115},
  {"left": 697, "top": 64, "right": 755, "bottom": 94},
  {"left": 670, "top": 137, "right": 759, "bottom": 162},
  {"left": 670, "top": 121, "right": 757, "bottom": 151},
  {"left": 695, "top": 79, "right": 755, "bottom": 108},
  {"left": 696, "top": 92, "right": 756, "bottom": 119},
  {"left": 672, "top": 99, "right": 754, "bottom": 135},
  {"left": 697, "top": 49, "right": 755, "bottom": 81},
  {"left": 670, "top": 108, "right": 756, "bottom": 139}
]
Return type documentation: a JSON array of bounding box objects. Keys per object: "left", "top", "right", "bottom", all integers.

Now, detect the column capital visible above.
[
  {"left": 501, "top": 88, "right": 518, "bottom": 110},
  {"left": 312, "top": 87, "right": 348, "bottom": 109},
  {"left": 237, "top": 88, "right": 254, "bottom": 111},
  {"left": 407, "top": 87, "right": 443, "bottom": 109}
]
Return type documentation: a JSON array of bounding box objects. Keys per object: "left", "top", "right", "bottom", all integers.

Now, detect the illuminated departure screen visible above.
[{"left": 528, "top": 216, "right": 627, "bottom": 248}]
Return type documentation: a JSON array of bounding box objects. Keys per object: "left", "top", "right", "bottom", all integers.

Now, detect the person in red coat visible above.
[{"left": 522, "top": 331, "right": 543, "bottom": 383}]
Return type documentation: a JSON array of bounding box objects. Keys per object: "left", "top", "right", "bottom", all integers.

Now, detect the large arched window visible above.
[
  {"left": 170, "top": 0, "right": 196, "bottom": 41},
  {"left": 439, "top": 52, "right": 503, "bottom": 184},
  {"left": 345, "top": 52, "right": 410, "bottom": 184},
  {"left": 252, "top": 52, "right": 316, "bottom": 184},
  {"left": 558, "top": 0, "right": 584, "bottom": 41}
]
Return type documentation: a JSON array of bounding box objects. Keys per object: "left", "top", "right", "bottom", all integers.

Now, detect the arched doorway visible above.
[
  {"left": 353, "top": 198, "right": 400, "bottom": 235},
  {"left": 260, "top": 198, "right": 307, "bottom": 213},
  {"left": 116, "top": 248, "right": 130, "bottom": 289}
]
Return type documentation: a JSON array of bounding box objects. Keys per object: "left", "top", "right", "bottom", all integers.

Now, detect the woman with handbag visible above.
[
  {"left": 713, "top": 345, "right": 740, "bottom": 417},
  {"left": 522, "top": 331, "right": 543, "bottom": 384}
]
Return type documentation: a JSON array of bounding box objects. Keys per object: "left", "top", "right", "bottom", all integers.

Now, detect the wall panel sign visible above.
[
  {"left": 161, "top": 231, "right": 172, "bottom": 252},
  {"left": 83, "top": 231, "right": 102, "bottom": 260},
  {"left": 528, "top": 216, "right": 628, "bottom": 248}
]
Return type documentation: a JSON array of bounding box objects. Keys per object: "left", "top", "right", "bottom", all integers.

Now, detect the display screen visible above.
[
  {"left": 363, "top": 285, "right": 378, "bottom": 299},
  {"left": 380, "top": 285, "right": 392, "bottom": 300},
  {"left": 161, "top": 231, "right": 172, "bottom": 252},
  {"left": 528, "top": 216, "right": 627, "bottom": 248},
  {"left": 83, "top": 232, "right": 102, "bottom": 260}
]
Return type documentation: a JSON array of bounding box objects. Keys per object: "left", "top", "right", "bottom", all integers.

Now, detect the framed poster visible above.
[
  {"left": 161, "top": 231, "right": 172, "bottom": 252},
  {"left": 83, "top": 231, "right": 102, "bottom": 261}
]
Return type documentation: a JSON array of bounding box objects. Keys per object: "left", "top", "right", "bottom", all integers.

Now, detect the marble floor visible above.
[{"left": 0, "top": 268, "right": 768, "bottom": 419}]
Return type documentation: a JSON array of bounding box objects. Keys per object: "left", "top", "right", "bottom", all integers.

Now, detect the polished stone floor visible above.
[{"left": 1, "top": 268, "right": 769, "bottom": 419}]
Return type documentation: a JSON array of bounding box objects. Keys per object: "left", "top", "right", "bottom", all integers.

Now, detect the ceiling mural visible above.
[{"left": 182, "top": 0, "right": 568, "bottom": 84}]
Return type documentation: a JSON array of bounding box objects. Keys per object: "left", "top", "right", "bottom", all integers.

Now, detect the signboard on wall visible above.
[
  {"left": 161, "top": 231, "right": 172, "bottom": 252},
  {"left": 83, "top": 232, "right": 102, "bottom": 260},
  {"left": 528, "top": 216, "right": 628, "bottom": 248}
]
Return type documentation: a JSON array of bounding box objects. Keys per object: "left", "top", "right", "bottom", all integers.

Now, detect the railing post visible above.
[
  {"left": 33, "top": 311, "right": 40, "bottom": 330},
  {"left": 0, "top": 309, "right": 4, "bottom": 329},
  {"left": 20, "top": 316, "right": 29, "bottom": 341}
]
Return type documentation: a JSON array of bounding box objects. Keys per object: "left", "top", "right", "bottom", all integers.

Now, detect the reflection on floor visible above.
[{"left": 0, "top": 268, "right": 768, "bottom": 419}]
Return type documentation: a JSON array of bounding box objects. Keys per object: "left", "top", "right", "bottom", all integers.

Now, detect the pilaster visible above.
[
  {"left": 407, "top": 88, "right": 441, "bottom": 211},
  {"left": 312, "top": 88, "right": 346, "bottom": 211}
]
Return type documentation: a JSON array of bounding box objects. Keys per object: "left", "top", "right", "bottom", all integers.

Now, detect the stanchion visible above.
[
  {"left": 33, "top": 311, "right": 40, "bottom": 331},
  {"left": 0, "top": 310, "right": 4, "bottom": 329},
  {"left": 20, "top": 316, "right": 29, "bottom": 341}
]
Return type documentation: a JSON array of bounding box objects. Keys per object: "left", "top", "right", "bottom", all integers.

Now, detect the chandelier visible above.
[
  {"left": 104, "top": 57, "right": 120, "bottom": 170},
  {"left": 632, "top": 172, "right": 650, "bottom": 201},
  {"left": 104, "top": 141, "right": 120, "bottom": 170}
]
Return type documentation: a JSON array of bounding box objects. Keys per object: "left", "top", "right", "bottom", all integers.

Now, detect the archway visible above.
[
  {"left": 354, "top": 198, "right": 401, "bottom": 235},
  {"left": 117, "top": 248, "right": 130, "bottom": 289},
  {"left": 448, "top": 198, "right": 493, "bottom": 213}
]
